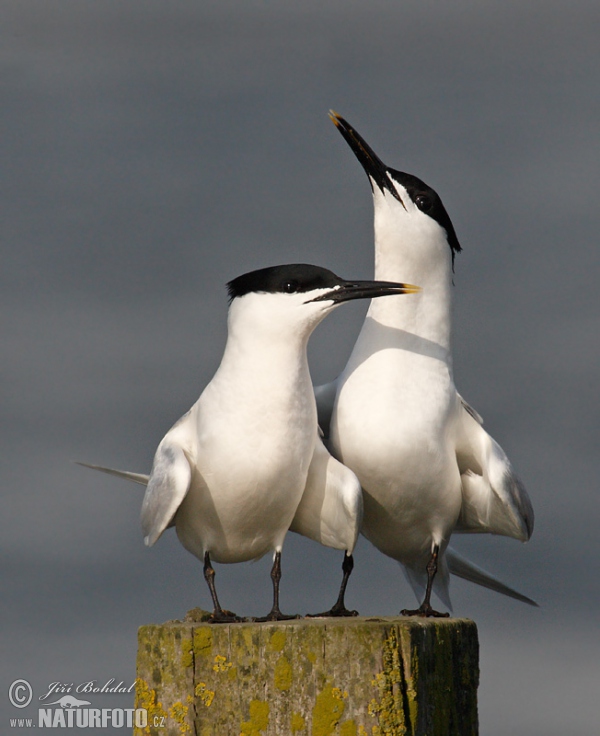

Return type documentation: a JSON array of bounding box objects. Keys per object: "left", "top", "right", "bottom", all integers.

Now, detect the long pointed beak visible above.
[
  {"left": 307, "top": 280, "right": 420, "bottom": 305},
  {"left": 329, "top": 110, "right": 405, "bottom": 207}
]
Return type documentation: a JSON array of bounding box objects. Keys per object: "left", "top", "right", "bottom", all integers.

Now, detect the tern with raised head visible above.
[{"left": 319, "top": 113, "right": 535, "bottom": 616}]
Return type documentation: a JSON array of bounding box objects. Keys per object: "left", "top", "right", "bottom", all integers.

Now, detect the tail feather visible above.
[
  {"left": 76, "top": 462, "right": 149, "bottom": 486},
  {"left": 446, "top": 547, "right": 538, "bottom": 607}
]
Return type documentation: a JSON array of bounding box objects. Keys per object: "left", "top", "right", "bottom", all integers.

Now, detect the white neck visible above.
[
  {"left": 366, "top": 193, "right": 454, "bottom": 353},
  {"left": 224, "top": 315, "right": 308, "bottom": 392},
  {"left": 208, "top": 294, "right": 321, "bottom": 414}
]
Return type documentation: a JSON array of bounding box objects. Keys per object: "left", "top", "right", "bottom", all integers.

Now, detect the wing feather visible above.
[
  {"left": 290, "top": 438, "right": 362, "bottom": 552},
  {"left": 455, "top": 405, "right": 534, "bottom": 540},
  {"left": 314, "top": 380, "right": 338, "bottom": 439},
  {"left": 76, "top": 462, "right": 149, "bottom": 486},
  {"left": 141, "top": 442, "right": 191, "bottom": 546},
  {"left": 458, "top": 393, "right": 484, "bottom": 425},
  {"left": 446, "top": 547, "right": 537, "bottom": 606}
]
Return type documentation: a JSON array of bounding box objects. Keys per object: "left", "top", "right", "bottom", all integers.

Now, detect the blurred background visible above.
[{"left": 2, "top": 2, "right": 598, "bottom": 733}]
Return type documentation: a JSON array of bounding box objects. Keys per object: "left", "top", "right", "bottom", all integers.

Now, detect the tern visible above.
[
  {"left": 81, "top": 263, "right": 419, "bottom": 622},
  {"left": 318, "top": 112, "right": 536, "bottom": 616}
]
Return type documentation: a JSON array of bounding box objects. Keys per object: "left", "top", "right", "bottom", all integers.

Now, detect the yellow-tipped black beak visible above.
[
  {"left": 308, "top": 279, "right": 420, "bottom": 304},
  {"left": 329, "top": 110, "right": 405, "bottom": 208}
]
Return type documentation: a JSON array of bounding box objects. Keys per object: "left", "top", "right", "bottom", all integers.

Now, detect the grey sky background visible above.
[{"left": 2, "top": 1, "right": 599, "bottom": 733}]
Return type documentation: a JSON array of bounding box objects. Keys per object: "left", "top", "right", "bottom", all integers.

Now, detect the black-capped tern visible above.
[
  {"left": 320, "top": 113, "right": 536, "bottom": 617},
  {"left": 81, "top": 263, "right": 420, "bottom": 622}
]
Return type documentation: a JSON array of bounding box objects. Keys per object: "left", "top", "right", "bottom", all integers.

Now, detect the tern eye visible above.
[
  {"left": 282, "top": 280, "right": 299, "bottom": 293},
  {"left": 415, "top": 194, "right": 433, "bottom": 212}
]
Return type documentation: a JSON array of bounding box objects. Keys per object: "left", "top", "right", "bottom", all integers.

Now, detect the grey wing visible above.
[
  {"left": 290, "top": 437, "right": 363, "bottom": 553},
  {"left": 314, "top": 380, "right": 338, "bottom": 439},
  {"left": 455, "top": 405, "right": 534, "bottom": 541},
  {"left": 141, "top": 441, "right": 191, "bottom": 546}
]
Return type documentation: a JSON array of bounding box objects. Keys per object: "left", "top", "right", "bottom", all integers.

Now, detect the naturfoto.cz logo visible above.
[{"left": 8, "top": 679, "right": 148, "bottom": 730}]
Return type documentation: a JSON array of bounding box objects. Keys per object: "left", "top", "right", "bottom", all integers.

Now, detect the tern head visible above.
[
  {"left": 226, "top": 263, "right": 419, "bottom": 340},
  {"left": 329, "top": 111, "right": 461, "bottom": 273}
]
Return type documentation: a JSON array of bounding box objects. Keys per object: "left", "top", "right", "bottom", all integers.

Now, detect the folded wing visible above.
[
  {"left": 141, "top": 441, "right": 191, "bottom": 546},
  {"left": 455, "top": 404, "right": 534, "bottom": 541},
  {"left": 290, "top": 437, "right": 363, "bottom": 553},
  {"left": 314, "top": 380, "right": 338, "bottom": 439}
]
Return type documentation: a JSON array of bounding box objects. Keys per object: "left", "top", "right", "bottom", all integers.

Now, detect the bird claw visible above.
[
  {"left": 208, "top": 609, "right": 244, "bottom": 624},
  {"left": 400, "top": 604, "right": 450, "bottom": 618},
  {"left": 255, "top": 608, "right": 301, "bottom": 622},
  {"left": 306, "top": 606, "right": 359, "bottom": 618}
]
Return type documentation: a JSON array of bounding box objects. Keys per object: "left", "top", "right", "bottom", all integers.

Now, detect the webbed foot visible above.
[
  {"left": 306, "top": 604, "right": 359, "bottom": 618},
  {"left": 208, "top": 608, "right": 244, "bottom": 624},
  {"left": 255, "top": 607, "right": 301, "bottom": 623},
  {"left": 401, "top": 603, "right": 449, "bottom": 618}
]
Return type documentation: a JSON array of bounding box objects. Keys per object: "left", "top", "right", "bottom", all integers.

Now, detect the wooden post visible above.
[{"left": 135, "top": 609, "right": 478, "bottom": 736}]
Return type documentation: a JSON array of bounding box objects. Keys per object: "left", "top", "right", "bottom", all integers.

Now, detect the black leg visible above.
[
  {"left": 203, "top": 552, "right": 242, "bottom": 623},
  {"left": 401, "top": 545, "right": 450, "bottom": 618},
  {"left": 255, "top": 551, "right": 300, "bottom": 622},
  {"left": 307, "top": 552, "right": 359, "bottom": 617}
]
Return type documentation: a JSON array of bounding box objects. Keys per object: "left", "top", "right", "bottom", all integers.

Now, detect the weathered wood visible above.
[{"left": 135, "top": 609, "right": 478, "bottom": 736}]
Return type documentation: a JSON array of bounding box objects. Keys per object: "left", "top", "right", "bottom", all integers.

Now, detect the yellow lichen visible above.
[
  {"left": 240, "top": 699, "right": 270, "bottom": 736},
  {"left": 340, "top": 720, "right": 358, "bottom": 736},
  {"left": 311, "top": 686, "right": 346, "bottom": 736},
  {"left": 213, "top": 654, "right": 233, "bottom": 673},
  {"left": 331, "top": 687, "right": 348, "bottom": 700},
  {"left": 195, "top": 682, "right": 215, "bottom": 708},
  {"left": 168, "top": 701, "right": 191, "bottom": 734},
  {"left": 181, "top": 637, "right": 193, "bottom": 668},
  {"left": 290, "top": 712, "right": 306, "bottom": 732},
  {"left": 301, "top": 642, "right": 317, "bottom": 664},
  {"left": 193, "top": 627, "right": 213, "bottom": 657},
  {"left": 268, "top": 630, "right": 286, "bottom": 652},
  {"left": 273, "top": 655, "right": 293, "bottom": 691},
  {"left": 368, "top": 628, "right": 408, "bottom": 736},
  {"left": 134, "top": 677, "right": 167, "bottom": 735}
]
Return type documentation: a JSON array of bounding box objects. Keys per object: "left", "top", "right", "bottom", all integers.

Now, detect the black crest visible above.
[
  {"left": 330, "top": 112, "right": 462, "bottom": 267},
  {"left": 388, "top": 170, "right": 462, "bottom": 264},
  {"left": 227, "top": 264, "right": 344, "bottom": 302}
]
